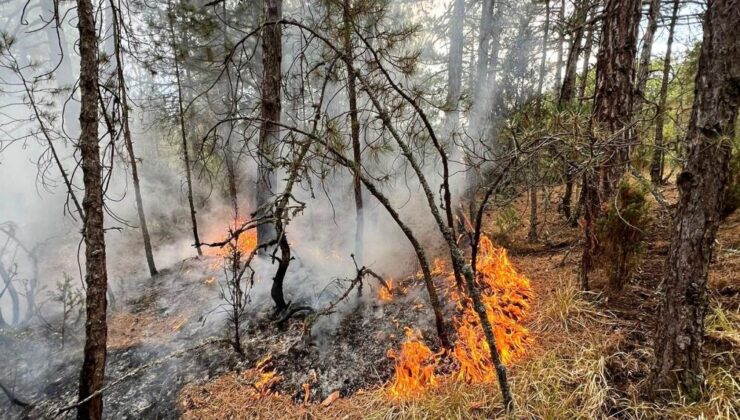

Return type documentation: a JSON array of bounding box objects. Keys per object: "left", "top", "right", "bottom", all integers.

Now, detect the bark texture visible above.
[
  {"left": 76, "top": 0, "right": 109, "bottom": 418},
  {"left": 257, "top": 0, "right": 283, "bottom": 247},
  {"left": 581, "top": 0, "right": 642, "bottom": 290},
  {"left": 634, "top": 0, "right": 661, "bottom": 111},
  {"left": 649, "top": 0, "right": 739, "bottom": 399}
]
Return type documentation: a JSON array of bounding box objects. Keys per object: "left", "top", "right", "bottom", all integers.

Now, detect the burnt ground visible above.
[{"left": 0, "top": 252, "right": 444, "bottom": 419}]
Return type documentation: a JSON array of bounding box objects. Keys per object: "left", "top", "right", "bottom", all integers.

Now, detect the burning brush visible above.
[
  {"left": 386, "top": 328, "right": 442, "bottom": 398},
  {"left": 386, "top": 235, "right": 534, "bottom": 396}
]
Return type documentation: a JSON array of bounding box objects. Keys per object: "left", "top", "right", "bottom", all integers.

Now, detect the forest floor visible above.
[
  {"left": 176, "top": 181, "right": 739, "bottom": 419},
  {"left": 1, "top": 181, "right": 737, "bottom": 419}
]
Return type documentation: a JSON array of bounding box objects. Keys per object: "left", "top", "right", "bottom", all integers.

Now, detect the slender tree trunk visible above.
[
  {"left": 342, "top": 0, "right": 364, "bottom": 265},
  {"left": 444, "top": 0, "right": 465, "bottom": 148},
  {"left": 260, "top": 0, "right": 284, "bottom": 309},
  {"left": 559, "top": 0, "right": 587, "bottom": 106},
  {"left": 581, "top": 0, "right": 642, "bottom": 290},
  {"left": 474, "top": 0, "right": 494, "bottom": 107},
  {"left": 110, "top": 0, "right": 157, "bottom": 276},
  {"left": 537, "top": 0, "right": 551, "bottom": 99},
  {"left": 578, "top": 13, "right": 596, "bottom": 101},
  {"left": 650, "top": 0, "right": 738, "bottom": 399},
  {"left": 530, "top": 0, "right": 551, "bottom": 242},
  {"left": 167, "top": 3, "right": 202, "bottom": 257},
  {"left": 257, "top": 0, "right": 282, "bottom": 249},
  {"left": 76, "top": 0, "right": 109, "bottom": 418},
  {"left": 555, "top": 0, "right": 566, "bottom": 89},
  {"left": 649, "top": 0, "right": 680, "bottom": 184},
  {"left": 634, "top": 0, "right": 661, "bottom": 112}
]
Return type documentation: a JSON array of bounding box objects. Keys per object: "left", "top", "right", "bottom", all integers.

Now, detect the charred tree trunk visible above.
[
  {"left": 110, "top": 0, "right": 157, "bottom": 276},
  {"left": 581, "top": 0, "right": 642, "bottom": 290},
  {"left": 257, "top": 0, "right": 282, "bottom": 248},
  {"left": 168, "top": 3, "right": 202, "bottom": 257},
  {"left": 634, "top": 0, "right": 661, "bottom": 111},
  {"left": 342, "top": 0, "right": 364, "bottom": 265},
  {"left": 649, "top": 0, "right": 680, "bottom": 184},
  {"left": 649, "top": 0, "right": 738, "bottom": 400},
  {"left": 76, "top": 0, "right": 109, "bottom": 418}
]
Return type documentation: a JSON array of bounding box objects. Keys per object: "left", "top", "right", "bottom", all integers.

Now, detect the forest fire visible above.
[
  {"left": 378, "top": 278, "right": 396, "bottom": 302},
  {"left": 386, "top": 235, "right": 533, "bottom": 396},
  {"left": 386, "top": 328, "right": 441, "bottom": 398},
  {"left": 452, "top": 236, "right": 533, "bottom": 382},
  {"left": 205, "top": 218, "right": 258, "bottom": 263}
]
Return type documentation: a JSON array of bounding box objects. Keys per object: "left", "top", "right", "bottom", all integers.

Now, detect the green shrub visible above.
[{"left": 596, "top": 180, "right": 652, "bottom": 291}]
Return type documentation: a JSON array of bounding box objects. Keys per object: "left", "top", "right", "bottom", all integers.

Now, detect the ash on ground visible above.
[{"left": 0, "top": 256, "right": 443, "bottom": 419}]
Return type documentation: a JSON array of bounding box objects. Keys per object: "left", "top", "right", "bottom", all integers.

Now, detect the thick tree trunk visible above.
[
  {"left": 110, "top": 1, "right": 157, "bottom": 276},
  {"left": 649, "top": 0, "right": 680, "bottom": 184},
  {"left": 649, "top": 0, "right": 739, "bottom": 400},
  {"left": 76, "top": 0, "right": 109, "bottom": 418},
  {"left": 257, "top": 0, "right": 282, "bottom": 248},
  {"left": 634, "top": 0, "right": 661, "bottom": 111},
  {"left": 581, "top": 0, "right": 642, "bottom": 289},
  {"left": 342, "top": 0, "right": 364, "bottom": 265}
]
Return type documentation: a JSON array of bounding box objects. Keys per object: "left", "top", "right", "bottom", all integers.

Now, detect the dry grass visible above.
[
  {"left": 177, "top": 185, "right": 738, "bottom": 419},
  {"left": 107, "top": 312, "right": 188, "bottom": 349}
]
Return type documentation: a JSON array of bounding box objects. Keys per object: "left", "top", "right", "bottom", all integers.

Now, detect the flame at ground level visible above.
[
  {"left": 204, "top": 217, "right": 258, "bottom": 266},
  {"left": 386, "top": 328, "right": 442, "bottom": 398},
  {"left": 387, "top": 235, "right": 534, "bottom": 396}
]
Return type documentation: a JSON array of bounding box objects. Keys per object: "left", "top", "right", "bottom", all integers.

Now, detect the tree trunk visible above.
[
  {"left": 110, "top": 0, "right": 157, "bottom": 276},
  {"left": 581, "top": 0, "right": 642, "bottom": 289},
  {"left": 559, "top": 0, "right": 587, "bottom": 106},
  {"left": 76, "top": 0, "right": 109, "bottom": 418},
  {"left": 444, "top": 0, "right": 465, "bottom": 149},
  {"left": 342, "top": 0, "right": 364, "bottom": 265},
  {"left": 577, "top": 13, "right": 596, "bottom": 101},
  {"left": 634, "top": 0, "right": 661, "bottom": 112},
  {"left": 257, "top": 0, "right": 282, "bottom": 248},
  {"left": 649, "top": 0, "right": 738, "bottom": 400},
  {"left": 260, "top": 0, "right": 284, "bottom": 309},
  {"left": 555, "top": 0, "right": 566, "bottom": 89},
  {"left": 537, "top": 0, "right": 551, "bottom": 99},
  {"left": 649, "top": 0, "right": 680, "bottom": 184},
  {"left": 168, "top": 2, "right": 203, "bottom": 257}
]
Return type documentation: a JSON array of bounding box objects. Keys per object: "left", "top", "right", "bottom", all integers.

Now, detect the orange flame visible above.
[
  {"left": 386, "top": 328, "right": 441, "bottom": 398},
  {"left": 385, "top": 235, "right": 533, "bottom": 396},
  {"left": 378, "top": 278, "right": 395, "bottom": 302},
  {"left": 205, "top": 218, "right": 258, "bottom": 266},
  {"left": 451, "top": 235, "right": 533, "bottom": 383}
]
